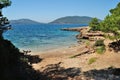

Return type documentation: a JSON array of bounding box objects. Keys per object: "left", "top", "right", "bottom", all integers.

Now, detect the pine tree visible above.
[
  {"left": 89, "top": 18, "right": 100, "bottom": 31},
  {"left": 100, "top": 2, "right": 120, "bottom": 41},
  {"left": 0, "top": 0, "right": 11, "bottom": 38}
]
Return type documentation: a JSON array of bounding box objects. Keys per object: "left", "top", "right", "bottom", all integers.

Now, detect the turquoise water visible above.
[{"left": 3, "top": 24, "right": 87, "bottom": 52}]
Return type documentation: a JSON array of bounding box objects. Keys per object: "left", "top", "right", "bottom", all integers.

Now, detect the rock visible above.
[{"left": 76, "top": 34, "right": 82, "bottom": 39}]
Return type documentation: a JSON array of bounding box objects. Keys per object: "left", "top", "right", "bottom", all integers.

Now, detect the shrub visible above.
[
  {"left": 86, "top": 40, "right": 90, "bottom": 46},
  {"left": 96, "top": 46, "right": 106, "bottom": 54},
  {"left": 108, "top": 36, "right": 115, "bottom": 41},
  {"left": 94, "top": 40, "right": 105, "bottom": 46},
  {"left": 89, "top": 18, "right": 100, "bottom": 31},
  {"left": 20, "top": 57, "right": 28, "bottom": 63},
  {"left": 88, "top": 57, "right": 97, "bottom": 65}
]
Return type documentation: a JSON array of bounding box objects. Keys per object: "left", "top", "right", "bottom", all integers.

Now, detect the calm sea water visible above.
[{"left": 3, "top": 24, "right": 87, "bottom": 53}]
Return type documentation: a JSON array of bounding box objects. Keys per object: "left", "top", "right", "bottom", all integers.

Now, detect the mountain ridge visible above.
[
  {"left": 50, "top": 16, "right": 101, "bottom": 24},
  {"left": 10, "top": 19, "right": 44, "bottom": 25},
  {"left": 10, "top": 16, "right": 101, "bottom": 25}
]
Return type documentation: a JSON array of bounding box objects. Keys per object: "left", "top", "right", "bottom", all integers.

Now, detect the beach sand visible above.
[{"left": 32, "top": 38, "right": 120, "bottom": 73}]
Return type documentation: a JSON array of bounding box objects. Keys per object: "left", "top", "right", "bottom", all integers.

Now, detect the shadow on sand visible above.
[
  {"left": 1, "top": 39, "right": 120, "bottom": 80},
  {"left": 39, "top": 62, "right": 120, "bottom": 80}
]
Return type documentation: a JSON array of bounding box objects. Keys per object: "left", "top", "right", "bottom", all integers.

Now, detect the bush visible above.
[
  {"left": 94, "top": 40, "right": 105, "bottom": 46},
  {"left": 96, "top": 46, "right": 106, "bottom": 54},
  {"left": 94, "top": 40, "right": 106, "bottom": 54},
  {"left": 88, "top": 57, "right": 97, "bottom": 65},
  {"left": 89, "top": 18, "right": 100, "bottom": 31},
  {"left": 86, "top": 40, "right": 90, "bottom": 46}
]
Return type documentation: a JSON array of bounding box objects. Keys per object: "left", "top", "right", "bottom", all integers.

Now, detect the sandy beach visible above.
[{"left": 33, "top": 44, "right": 120, "bottom": 71}]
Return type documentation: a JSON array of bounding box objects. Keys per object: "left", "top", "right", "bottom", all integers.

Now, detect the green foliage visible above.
[
  {"left": 88, "top": 57, "right": 97, "bottom": 65},
  {"left": 0, "top": 0, "right": 11, "bottom": 9},
  {"left": 20, "top": 57, "right": 29, "bottom": 63},
  {"left": 104, "top": 34, "right": 117, "bottom": 41},
  {"left": 100, "top": 2, "right": 120, "bottom": 41},
  {"left": 110, "top": 3, "right": 120, "bottom": 16},
  {"left": 108, "top": 36, "right": 115, "bottom": 40},
  {"left": 89, "top": 18, "right": 100, "bottom": 31},
  {"left": 86, "top": 40, "right": 90, "bottom": 46},
  {"left": 0, "top": 0, "right": 11, "bottom": 38},
  {"left": 94, "top": 40, "right": 106, "bottom": 54},
  {"left": 94, "top": 40, "right": 105, "bottom": 47},
  {"left": 96, "top": 46, "right": 106, "bottom": 54}
]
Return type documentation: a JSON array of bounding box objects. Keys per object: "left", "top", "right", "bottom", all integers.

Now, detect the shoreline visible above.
[
  {"left": 22, "top": 26, "right": 89, "bottom": 55},
  {"left": 21, "top": 42, "right": 79, "bottom": 55},
  {"left": 32, "top": 26, "right": 120, "bottom": 70},
  {"left": 37, "top": 43, "right": 86, "bottom": 58},
  {"left": 20, "top": 26, "right": 89, "bottom": 58}
]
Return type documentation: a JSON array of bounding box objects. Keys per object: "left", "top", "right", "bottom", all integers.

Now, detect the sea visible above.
[{"left": 3, "top": 24, "right": 87, "bottom": 53}]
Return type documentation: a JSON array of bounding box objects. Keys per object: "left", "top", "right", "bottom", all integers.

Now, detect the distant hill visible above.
[
  {"left": 50, "top": 16, "right": 101, "bottom": 24},
  {"left": 10, "top": 19, "right": 43, "bottom": 25}
]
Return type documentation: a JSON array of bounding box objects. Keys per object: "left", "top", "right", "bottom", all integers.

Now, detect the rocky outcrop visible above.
[
  {"left": 61, "top": 27, "right": 89, "bottom": 39},
  {"left": 61, "top": 26, "right": 105, "bottom": 42},
  {"left": 61, "top": 26, "right": 88, "bottom": 32}
]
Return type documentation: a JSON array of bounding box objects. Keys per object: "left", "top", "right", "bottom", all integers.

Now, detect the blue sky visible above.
[{"left": 3, "top": 0, "right": 120, "bottom": 23}]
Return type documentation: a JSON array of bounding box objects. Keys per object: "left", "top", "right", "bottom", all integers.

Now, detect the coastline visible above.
[
  {"left": 32, "top": 26, "right": 91, "bottom": 70},
  {"left": 24, "top": 26, "right": 89, "bottom": 55},
  {"left": 27, "top": 26, "right": 88, "bottom": 56},
  {"left": 32, "top": 26, "right": 120, "bottom": 72},
  {"left": 37, "top": 43, "right": 86, "bottom": 58},
  {"left": 26, "top": 42, "right": 79, "bottom": 55}
]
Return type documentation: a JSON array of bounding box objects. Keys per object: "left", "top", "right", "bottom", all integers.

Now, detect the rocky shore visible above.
[{"left": 61, "top": 26, "right": 88, "bottom": 32}]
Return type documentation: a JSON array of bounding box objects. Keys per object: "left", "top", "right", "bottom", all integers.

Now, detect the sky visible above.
[{"left": 2, "top": 0, "right": 120, "bottom": 23}]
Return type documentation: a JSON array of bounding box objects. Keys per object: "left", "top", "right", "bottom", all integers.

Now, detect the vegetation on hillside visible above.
[
  {"left": 0, "top": 0, "right": 11, "bottom": 37},
  {"left": 50, "top": 16, "right": 101, "bottom": 24},
  {"left": 89, "top": 18, "right": 100, "bottom": 31},
  {"left": 89, "top": 2, "right": 120, "bottom": 41},
  {"left": 89, "top": 2, "right": 120, "bottom": 52},
  {"left": 0, "top": 0, "right": 11, "bottom": 9},
  {"left": 10, "top": 19, "right": 43, "bottom": 25},
  {"left": 101, "top": 3, "right": 120, "bottom": 41}
]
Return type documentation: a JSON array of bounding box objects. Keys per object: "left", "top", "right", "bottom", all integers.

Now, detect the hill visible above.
[
  {"left": 10, "top": 19, "right": 44, "bottom": 25},
  {"left": 50, "top": 16, "right": 101, "bottom": 24}
]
